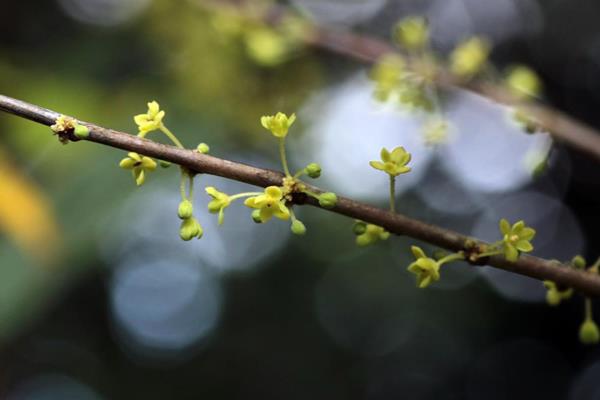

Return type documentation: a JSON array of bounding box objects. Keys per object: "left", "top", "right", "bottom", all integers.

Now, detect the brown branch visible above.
[
  {"left": 1, "top": 93, "right": 600, "bottom": 295},
  {"left": 304, "top": 26, "right": 600, "bottom": 162}
]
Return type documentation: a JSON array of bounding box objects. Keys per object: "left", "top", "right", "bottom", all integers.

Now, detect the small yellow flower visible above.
[
  {"left": 369, "top": 146, "right": 412, "bottom": 176},
  {"left": 407, "top": 246, "right": 441, "bottom": 288},
  {"left": 423, "top": 119, "right": 449, "bottom": 146},
  {"left": 356, "top": 224, "right": 390, "bottom": 246},
  {"left": 499, "top": 219, "right": 536, "bottom": 262},
  {"left": 260, "top": 112, "right": 296, "bottom": 138},
  {"left": 119, "top": 152, "right": 157, "bottom": 186},
  {"left": 134, "top": 101, "right": 165, "bottom": 134},
  {"left": 393, "top": 16, "right": 429, "bottom": 50},
  {"left": 179, "top": 217, "right": 203, "bottom": 241},
  {"left": 370, "top": 54, "right": 406, "bottom": 101},
  {"left": 244, "top": 186, "right": 290, "bottom": 222},
  {"left": 206, "top": 186, "right": 231, "bottom": 225},
  {"left": 244, "top": 28, "right": 289, "bottom": 67},
  {"left": 505, "top": 65, "right": 542, "bottom": 99},
  {"left": 450, "top": 36, "right": 490, "bottom": 78},
  {"left": 543, "top": 281, "right": 573, "bottom": 306}
]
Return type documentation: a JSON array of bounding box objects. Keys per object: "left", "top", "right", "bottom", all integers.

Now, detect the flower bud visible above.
[
  {"left": 197, "top": 143, "right": 210, "bottom": 154},
  {"left": 572, "top": 255, "right": 586, "bottom": 269},
  {"left": 352, "top": 221, "right": 367, "bottom": 235},
  {"left": 179, "top": 217, "right": 203, "bottom": 241},
  {"left": 73, "top": 124, "right": 90, "bottom": 139},
  {"left": 251, "top": 209, "right": 263, "bottom": 223},
  {"left": 291, "top": 219, "right": 306, "bottom": 235},
  {"left": 318, "top": 192, "right": 337, "bottom": 208},
  {"left": 579, "top": 319, "right": 600, "bottom": 345},
  {"left": 305, "top": 163, "right": 321, "bottom": 179},
  {"left": 178, "top": 200, "right": 194, "bottom": 219},
  {"left": 546, "top": 290, "right": 561, "bottom": 306}
]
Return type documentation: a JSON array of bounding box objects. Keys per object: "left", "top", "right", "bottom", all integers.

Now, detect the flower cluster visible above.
[
  {"left": 353, "top": 221, "right": 390, "bottom": 247},
  {"left": 543, "top": 281, "right": 573, "bottom": 306}
]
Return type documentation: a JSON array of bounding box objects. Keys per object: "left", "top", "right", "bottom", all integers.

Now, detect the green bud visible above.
[
  {"left": 251, "top": 209, "right": 263, "bottom": 223},
  {"left": 579, "top": 319, "right": 600, "bottom": 345},
  {"left": 546, "top": 290, "right": 561, "bottom": 306},
  {"left": 352, "top": 221, "right": 367, "bottom": 235},
  {"left": 291, "top": 219, "right": 306, "bottom": 235},
  {"left": 177, "top": 200, "right": 194, "bottom": 219},
  {"left": 572, "top": 255, "right": 586, "bottom": 269},
  {"left": 305, "top": 163, "right": 321, "bottom": 179},
  {"left": 179, "top": 217, "right": 203, "bottom": 241},
  {"left": 73, "top": 124, "right": 90, "bottom": 139},
  {"left": 197, "top": 143, "right": 210, "bottom": 154},
  {"left": 356, "top": 234, "right": 374, "bottom": 247},
  {"left": 318, "top": 192, "right": 337, "bottom": 208},
  {"left": 159, "top": 160, "right": 171, "bottom": 168}
]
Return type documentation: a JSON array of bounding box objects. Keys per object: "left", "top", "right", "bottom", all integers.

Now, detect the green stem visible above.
[
  {"left": 179, "top": 173, "right": 187, "bottom": 200},
  {"left": 475, "top": 249, "right": 503, "bottom": 259},
  {"left": 439, "top": 252, "right": 465, "bottom": 266},
  {"left": 585, "top": 297, "right": 593, "bottom": 321},
  {"left": 229, "top": 192, "right": 263, "bottom": 202},
  {"left": 279, "top": 137, "right": 291, "bottom": 177},
  {"left": 389, "top": 175, "right": 396, "bottom": 213},
  {"left": 301, "top": 189, "right": 321, "bottom": 200},
  {"left": 159, "top": 125, "right": 185, "bottom": 149},
  {"left": 293, "top": 168, "right": 306, "bottom": 179},
  {"left": 188, "top": 174, "right": 194, "bottom": 200}
]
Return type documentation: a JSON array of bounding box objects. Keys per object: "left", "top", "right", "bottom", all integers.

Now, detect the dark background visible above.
[{"left": 1, "top": 0, "right": 600, "bottom": 399}]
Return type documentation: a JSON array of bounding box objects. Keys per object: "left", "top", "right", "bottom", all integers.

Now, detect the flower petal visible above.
[
  {"left": 411, "top": 245, "right": 425, "bottom": 259},
  {"left": 516, "top": 240, "right": 533, "bottom": 252},
  {"left": 134, "top": 168, "right": 145, "bottom": 186},
  {"left": 128, "top": 152, "right": 142, "bottom": 162},
  {"left": 499, "top": 219, "right": 511, "bottom": 235},
  {"left": 141, "top": 157, "right": 157, "bottom": 170},
  {"left": 265, "top": 186, "right": 282, "bottom": 199},
  {"left": 369, "top": 161, "right": 386, "bottom": 171},
  {"left": 119, "top": 158, "right": 136, "bottom": 169},
  {"left": 380, "top": 148, "right": 390, "bottom": 162},
  {"left": 520, "top": 227, "right": 536, "bottom": 241},
  {"left": 504, "top": 244, "right": 519, "bottom": 262}
]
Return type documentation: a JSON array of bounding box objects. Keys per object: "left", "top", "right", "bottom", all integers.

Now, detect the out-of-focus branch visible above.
[
  {"left": 1, "top": 94, "right": 600, "bottom": 295},
  {"left": 304, "top": 26, "right": 600, "bottom": 162}
]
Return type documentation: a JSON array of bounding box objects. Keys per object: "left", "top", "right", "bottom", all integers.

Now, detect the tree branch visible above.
[{"left": 1, "top": 94, "right": 600, "bottom": 296}]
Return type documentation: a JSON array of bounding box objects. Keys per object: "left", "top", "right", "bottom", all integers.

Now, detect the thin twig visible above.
[{"left": 1, "top": 94, "right": 599, "bottom": 295}]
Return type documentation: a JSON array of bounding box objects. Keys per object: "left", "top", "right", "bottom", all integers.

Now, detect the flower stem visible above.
[
  {"left": 229, "top": 192, "right": 263, "bottom": 201},
  {"left": 279, "top": 137, "right": 291, "bottom": 177},
  {"left": 159, "top": 125, "right": 185, "bottom": 149},
  {"left": 179, "top": 173, "right": 187, "bottom": 200},
  {"left": 188, "top": 174, "right": 194, "bottom": 200},
  {"left": 585, "top": 297, "right": 593, "bottom": 321},
  {"left": 439, "top": 252, "right": 465, "bottom": 266},
  {"left": 389, "top": 175, "right": 396, "bottom": 213}
]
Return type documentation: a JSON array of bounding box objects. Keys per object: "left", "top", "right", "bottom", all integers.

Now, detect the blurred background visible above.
[{"left": 1, "top": 0, "right": 600, "bottom": 398}]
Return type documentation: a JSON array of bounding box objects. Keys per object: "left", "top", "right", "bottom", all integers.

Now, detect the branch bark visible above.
[{"left": 1, "top": 94, "right": 600, "bottom": 296}]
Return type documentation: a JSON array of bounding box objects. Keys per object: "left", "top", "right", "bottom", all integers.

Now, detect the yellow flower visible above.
[
  {"left": 543, "top": 281, "right": 573, "bottom": 306},
  {"left": 51, "top": 115, "right": 78, "bottom": 133},
  {"left": 370, "top": 54, "right": 405, "bottom": 101},
  {"left": 450, "top": 36, "right": 490, "bottom": 78},
  {"left": 499, "top": 219, "right": 535, "bottom": 262},
  {"left": 355, "top": 224, "right": 390, "bottom": 246},
  {"left": 505, "top": 65, "right": 542, "bottom": 99},
  {"left": 393, "top": 16, "right": 429, "bottom": 50},
  {"left": 206, "top": 186, "right": 231, "bottom": 225},
  {"left": 407, "top": 246, "right": 441, "bottom": 288},
  {"left": 134, "top": 101, "right": 165, "bottom": 134},
  {"left": 369, "top": 146, "right": 412, "bottom": 176},
  {"left": 244, "top": 186, "right": 290, "bottom": 222},
  {"left": 244, "top": 28, "right": 289, "bottom": 67},
  {"left": 119, "top": 152, "right": 157, "bottom": 186},
  {"left": 260, "top": 112, "right": 296, "bottom": 138},
  {"left": 179, "top": 217, "right": 203, "bottom": 241}
]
